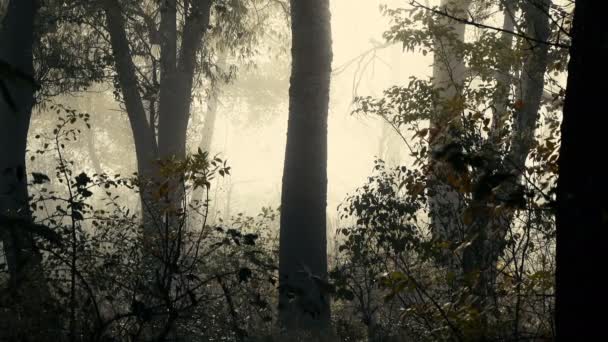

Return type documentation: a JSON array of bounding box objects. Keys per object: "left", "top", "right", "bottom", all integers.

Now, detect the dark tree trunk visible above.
[
  {"left": 555, "top": 1, "right": 608, "bottom": 340},
  {"left": 102, "top": 0, "right": 158, "bottom": 178},
  {"left": 102, "top": 1, "right": 212, "bottom": 338},
  {"left": 0, "top": 0, "right": 57, "bottom": 338},
  {"left": 0, "top": 0, "right": 39, "bottom": 285},
  {"left": 103, "top": 0, "right": 212, "bottom": 226},
  {"left": 158, "top": 0, "right": 212, "bottom": 161},
  {"left": 278, "top": 0, "right": 333, "bottom": 336},
  {"left": 103, "top": 0, "right": 161, "bottom": 244}
]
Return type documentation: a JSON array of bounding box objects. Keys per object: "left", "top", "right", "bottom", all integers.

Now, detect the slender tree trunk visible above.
[
  {"left": 507, "top": 0, "right": 551, "bottom": 175},
  {"left": 199, "top": 87, "right": 219, "bottom": 154},
  {"left": 278, "top": 0, "right": 333, "bottom": 337},
  {"left": 102, "top": 0, "right": 159, "bottom": 224},
  {"left": 154, "top": 0, "right": 212, "bottom": 235},
  {"left": 103, "top": 1, "right": 211, "bottom": 338},
  {"left": 491, "top": 0, "right": 551, "bottom": 290},
  {"left": 85, "top": 126, "right": 104, "bottom": 176},
  {"left": 556, "top": 1, "right": 608, "bottom": 340},
  {"left": 81, "top": 96, "right": 104, "bottom": 176},
  {"left": 198, "top": 53, "right": 226, "bottom": 156},
  {"left": 461, "top": 1, "right": 552, "bottom": 333},
  {"left": 490, "top": 0, "right": 516, "bottom": 144},
  {"left": 103, "top": 0, "right": 212, "bottom": 224},
  {"left": 158, "top": 0, "right": 212, "bottom": 162},
  {"left": 188, "top": 53, "right": 225, "bottom": 212}
]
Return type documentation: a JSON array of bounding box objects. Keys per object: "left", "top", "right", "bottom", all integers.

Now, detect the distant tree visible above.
[
  {"left": 348, "top": 0, "right": 569, "bottom": 339},
  {"left": 98, "top": 0, "right": 281, "bottom": 229},
  {"left": 278, "top": 0, "right": 333, "bottom": 337},
  {"left": 556, "top": 0, "right": 608, "bottom": 340}
]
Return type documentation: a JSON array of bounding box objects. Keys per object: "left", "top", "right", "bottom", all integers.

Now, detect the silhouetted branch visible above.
[{"left": 410, "top": 0, "right": 570, "bottom": 49}]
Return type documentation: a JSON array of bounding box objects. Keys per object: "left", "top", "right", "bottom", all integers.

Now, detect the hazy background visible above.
[{"left": 27, "top": 0, "right": 435, "bottom": 230}]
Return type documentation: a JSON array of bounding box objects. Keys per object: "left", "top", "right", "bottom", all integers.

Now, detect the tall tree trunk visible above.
[
  {"left": 507, "top": 0, "right": 551, "bottom": 176},
  {"left": 0, "top": 0, "right": 38, "bottom": 284},
  {"left": 103, "top": 0, "right": 212, "bottom": 225},
  {"left": 278, "top": 0, "right": 333, "bottom": 336},
  {"left": 85, "top": 126, "right": 104, "bottom": 176},
  {"left": 82, "top": 96, "right": 104, "bottom": 176},
  {"left": 556, "top": 1, "right": 608, "bottom": 340},
  {"left": 198, "top": 52, "right": 226, "bottom": 156},
  {"left": 490, "top": 0, "right": 516, "bottom": 144},
  {"left": 102, "top": 0, "right": 159, "bottom": 221},
  {"left": 157, "top": 0, "right": 179, "bottom": 161},
  {"left": 158, "top": 0, "right": 212, "bottom": 161},
  {"left": 0, "top": 0, "right": 56, "bottom": 338},
  {"left": 427, "top": 0, "right": 472, "bottom": 252},
  {"left": 199, "top": 86, "right": 219, "bottom": 154},
  {"left": 187, "top": 53, "right": 225, "bottom": 214},
  {"left": 461, "top": 0, "right": 552, "bottom": 333},
  {"left": 103, "top": 1, "right": 212, "bottom": 338}
]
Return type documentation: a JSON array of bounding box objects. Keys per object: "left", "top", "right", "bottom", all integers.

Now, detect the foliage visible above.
[
  {"left": 332, "top": 1, "right": 565, "bottom": 341},
  {"left": 1, "top": 110, "right": 280, "bottom": 341}
]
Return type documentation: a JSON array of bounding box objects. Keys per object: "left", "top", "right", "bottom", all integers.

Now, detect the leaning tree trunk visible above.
[
  {"left": 489, "top": 0, "right": 516, "bottom": 144},
  {"left": 103, "top": 0, "right": 159, "bottom": 224},
  {"left": 506, "top": 0, "right": 551, "bottom": 178},
  {"left": 0, "top": 0, "right": 57, "bottom": 338},
  {"left": 556, "top": 0, "right": 608, "bottom": 340},
  {"left": 468, "top": 0, "right": 552, "bottom": 294},
  {"left": 278, "top": 0, "right": 333, "bottom": 337},
  {"left": 461, "top": 0, "right": 552, "bottom": 333}
]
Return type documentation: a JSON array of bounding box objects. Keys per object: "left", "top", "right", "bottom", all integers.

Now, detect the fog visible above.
[
  {"left": 1, "top": 0, "right": 580, "bottom": 339},
  {"left": 27, "top": 0, "right": 434, "bottom": 227}
]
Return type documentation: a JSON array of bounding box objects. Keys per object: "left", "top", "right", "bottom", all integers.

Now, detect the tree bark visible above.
[
  {"left": 102, "top": 1, "right": 213, "bottom": 337},
  {"left": 278, "top": 0, "right": 333, "bottom": 336},
  {"left": 427, "top": 0, "right": 472, "bottom": 249},
  {"left": 103, "top": 0, "right": 212, "bottom": 224},
  {"left": 556, "top": 0, "right": 608, "bottom": 339},
  {"left": 490, "top": 0, "right": 516, "bottom": 144},
  {"left": 0, "top": 0, "right": 57, "bottom": 338},
  {"left": 198, "top": 52, "right": 226, "bottom": 156},
  {"left": 0, "top": 0, "right": 39, "bottom": 285},
  {"left": 158, "top": 0, "right": 212, "bottom": 161},
  {"left": 507, "top": 0, "right": 551, "bottom": 176},
  {"left": 461, "top": 1, "right": 552, "bottom": 331},
  {"left": 102, "top": 0, "right": 158, "bottom": 180}
]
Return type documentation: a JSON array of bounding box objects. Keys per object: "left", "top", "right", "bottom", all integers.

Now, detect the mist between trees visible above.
[{"left": 0, "top": 0, "right": 604, "bottom": 341}]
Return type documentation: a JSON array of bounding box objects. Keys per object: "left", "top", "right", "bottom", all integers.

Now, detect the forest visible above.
[{"left": 0, "top": 0, "right": 605, "bottom": 341}]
